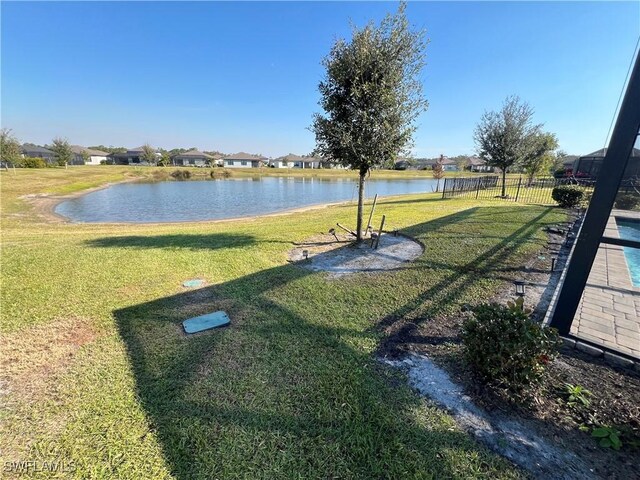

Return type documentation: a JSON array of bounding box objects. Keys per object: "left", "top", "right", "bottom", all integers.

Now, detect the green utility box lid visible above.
[{"left": 183, "top": 311, "right": 230, "bottom": 334}]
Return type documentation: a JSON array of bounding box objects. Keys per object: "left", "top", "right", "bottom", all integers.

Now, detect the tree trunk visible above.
[
  {"left": 501, "top": 169, "right": 506, "bottom": 197},
  {"left": 356, "top": 171, "right": 366, "bottom": 241}
]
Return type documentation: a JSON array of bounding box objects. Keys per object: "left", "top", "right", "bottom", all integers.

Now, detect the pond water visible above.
[{"left": 55, "top": 176, "right": 440, "bottom": 223}]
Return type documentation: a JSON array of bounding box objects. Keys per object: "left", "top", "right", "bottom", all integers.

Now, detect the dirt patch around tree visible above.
[
  {"left": 377, "top": 220, "right": 640, "bottom": 479},
  {"left": 288, "top": 231, "right": 423, "bottom": 276}
]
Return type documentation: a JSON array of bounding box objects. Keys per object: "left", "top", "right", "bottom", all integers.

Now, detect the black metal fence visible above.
[{"left": 441, "top": 175, "right": 597, "bottom": 205}]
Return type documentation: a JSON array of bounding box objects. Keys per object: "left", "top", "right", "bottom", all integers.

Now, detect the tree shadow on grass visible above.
[
  {"left": 112, "top": 206, "right": 560, "bottom": 478},
  {"left": 86, "top": 233, "right": 262, "bottom": 250},
  {"left": 375, "top": 207, "right": 557, "bottom": 356}
]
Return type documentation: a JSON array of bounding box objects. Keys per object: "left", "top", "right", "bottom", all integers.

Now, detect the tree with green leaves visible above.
[
  {"left": 0, "top": 128, "right": 23, "bottom": 167},
  {"left": 474, "top": 96, "right": 542, "bottom": 197},
  {"left": 552, "top": 149, "right": 569, "bottom": 174},
  {"left": 158, "top": 151, "right": 171, "bottom": 167},
  {"left": 311, "top": 3, "right": 428, "bottom": 240},
  {"left": 521, "top": 132, "right": 559, "bottom": 185},
  {"left": 51, "top": 137, "right": 73, "bottom": 167},
  {"left": 80, "top": 149, "right": 91, "bottom": 165},
  {"left": 141, "top": 144, "right": 157, "bottom": 166},
  {"left": 453, "top": 155, "right": 470, "bottom": 172}
]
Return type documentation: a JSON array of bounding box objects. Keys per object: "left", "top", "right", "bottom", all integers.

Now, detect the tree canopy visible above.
[
  {"left": 521, "top": 132, "right": 559, "bottom": 184},
  {"left": 311, "top": 2, "right": 428, "bottom": 239},
  {"left": 141, "top": 144, "right": 157, "bottom": 165},
  {"left": 474, "top": 95, "right": 543, "bottom": 197},
  {"left": 0, "top": 129, "right": 22, "bottom": 166},
  {"left": 50, "top": 137, "right": 73, "bottom": 167}
]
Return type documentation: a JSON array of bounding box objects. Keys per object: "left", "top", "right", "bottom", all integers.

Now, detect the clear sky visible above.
[{"left": 2, "top": 1, "right": 639, "bottom": 158}]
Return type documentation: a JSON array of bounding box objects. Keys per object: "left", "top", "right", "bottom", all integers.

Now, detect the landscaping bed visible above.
[{"left": 377, "top": 225, "right": 640, "bottom": 479}]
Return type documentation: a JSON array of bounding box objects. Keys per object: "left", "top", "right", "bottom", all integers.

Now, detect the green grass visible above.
[{"left": 0, "top": 168, "right": 566, "bottom": 478}]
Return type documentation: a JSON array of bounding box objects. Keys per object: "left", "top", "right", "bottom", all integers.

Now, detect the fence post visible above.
[
  {"left": 475, "top": 176, "right": 481, "bottom": 199},
  {"left": 441, "top": 178, "right": 446, "bottom": 199},
  {"left": 514, "top": 176, "right": 523, "bottom": 202}
]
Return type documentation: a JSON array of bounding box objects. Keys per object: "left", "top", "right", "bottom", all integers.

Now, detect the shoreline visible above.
[
  {"left": 20, "top": 177, "right": 143, "bottom": 224},
  {"left": 21, "top": 178, "right": 441, "bottom": 227}
]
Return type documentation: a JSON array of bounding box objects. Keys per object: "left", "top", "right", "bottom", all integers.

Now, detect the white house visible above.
[
  {"left": 71, "top": 146, "right": 109, "bottom": 165},
  {"left": 223, "top": 152, "right": 268, "bottom": 168}
]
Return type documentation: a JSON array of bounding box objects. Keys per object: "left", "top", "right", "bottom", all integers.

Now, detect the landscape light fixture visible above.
[
  {"left": 302, "top": 249, "right": 309, "bottom": 260},
  {"left": 551, "top": 257, "right": 557, "bottom": 272},
  {"left": 514, "top": 280, "right": 526, "bottom": 297}
]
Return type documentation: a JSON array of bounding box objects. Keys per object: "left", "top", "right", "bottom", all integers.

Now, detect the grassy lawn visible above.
[{"left": 1, "top": 168, "right": 566, "bottom": 478}]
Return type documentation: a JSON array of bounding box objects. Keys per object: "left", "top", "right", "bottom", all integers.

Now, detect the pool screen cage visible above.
[{"left": 548, "top": 50, "right": 640, "bottom": 360}]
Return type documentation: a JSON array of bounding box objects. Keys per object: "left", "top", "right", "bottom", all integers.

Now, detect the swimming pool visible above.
[{"left": 616, "top": 217, "right": 640, "bottom": 287}]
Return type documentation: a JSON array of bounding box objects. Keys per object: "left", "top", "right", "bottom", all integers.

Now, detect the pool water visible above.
[{"left": 616, "top": 218, "right": 640, "bottom": 287}]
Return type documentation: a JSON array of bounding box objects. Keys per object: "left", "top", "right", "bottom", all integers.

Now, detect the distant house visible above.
[
  {"left": 107, "top": 146, "right": 159, "bottom": 165},
  {"left": 270, "top": 155, "right": 295, "bottom": 168},
  {"left": 223, "top": 152, "right": 267, "bottom": 168},
  {"left": 21, "top": 145, "right": 56, "bottom": 164},
  {"left": 468, "top": 157, "right": 493, "bottom": 173},
  {"left": 439, "top": 157, "right": 459, "bottom": 172},
  {"left": 574, "top": 148, "right": 640, "bottom": 179},
  {"left": 172, "top": 149, "right": 214, "bottom": 167},
  {"left": 70, "top": 146, "right": 109, "bottom": 165},
  {"left": 271, "top": 154, "right": 321, "bottom": 169},
  {"left": 559, "top": 155, "right": 579, "bottom": 173},
  {"left": 394, "top": 157, "right": 415, "bottom": 170}
]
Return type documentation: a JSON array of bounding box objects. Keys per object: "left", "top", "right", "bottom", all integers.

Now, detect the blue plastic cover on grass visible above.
[
  {"left": 183, "top": 311, "right": 230, "bottom": 334},
  {"left": 183, "top": 279, "right": 205, "bottom": 288}
]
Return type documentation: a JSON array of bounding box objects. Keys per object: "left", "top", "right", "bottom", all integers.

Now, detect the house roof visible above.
[
  {"left": 579, "top": 148, "right": 640, "bottom": 159},
  {"left": 224, "top": 152, "right": 268, "bottom": 161},
  {"left": 21, "top": 144, "right": 54, "bottom": 155},
  {"left": 174, "top": 149, "right": 214, "bottom": 159},
  {"left": 439, "top": 157, "right": 457, "bottom": 165},
  {"left": 560, "top": 155, "right": 579, "bottom": 166},
  {"left": 466, "top": 157, "right": 486, "bottom": 166},
  {"left": 274, "top": 153, "right": 320, "bottom": 162},
  {"left": 70, "top": 145, "right": 109, "bottom": 156}
]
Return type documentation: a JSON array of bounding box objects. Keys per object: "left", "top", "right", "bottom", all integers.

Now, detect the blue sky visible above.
[{"left": 2, "top": 1, "right": 639, "bottom": 157}]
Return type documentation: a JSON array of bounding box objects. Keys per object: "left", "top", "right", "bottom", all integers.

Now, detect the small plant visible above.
[
  {"left": 614, "top": 193, "right": 640, "bottom": 211},
  {"left": 461, "top": 303, "right": 560, "bottom": 390},
  {"left": 170, "top": 169, "right": 191, "bottom": 180},
  {"left": 506, "top": 296, "right": 532, "bottom": 315},
  {"left": 564, "top": 383, "right": 592, "bottom": 407},
  {"left": 592, "top": 426, "right": 623, "bottom": 450},
  {"left": 552, "top": 185, "right": 584, "bottom": 208},
  {"left": 22, "top": 157, "right": 48, "bottom": 168}
]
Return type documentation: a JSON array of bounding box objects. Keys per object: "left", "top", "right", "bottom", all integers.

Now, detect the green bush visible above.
[
  {"left": 614, "top": 194, "right": 640, "bottom": 211},
  {"left": 22, "top": 157, "right": 48, "bottom": 168},
  {"left": 170, "top": 169, "right": 191, "bottom": 180},
  {"left": 461, "top": 302, "right": 560, "bottom": 390},
  {"left": 552, "top": 185, "right": 584, "bottom": 208}
]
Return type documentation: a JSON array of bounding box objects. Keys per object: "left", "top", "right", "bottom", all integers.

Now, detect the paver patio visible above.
[{"left": 571, "top": 213, "right": 640, "bottom": 359}]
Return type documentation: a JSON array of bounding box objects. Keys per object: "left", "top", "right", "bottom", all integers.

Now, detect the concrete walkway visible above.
[{"left": 571, "top": 213, "right": 640, "bottom": 359}]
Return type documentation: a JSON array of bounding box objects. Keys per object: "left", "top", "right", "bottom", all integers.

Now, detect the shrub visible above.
[
  {"left": 461, "top": 302, "right": 560, "bottom": 390},
  {"left": 170, "top": 169, "right": 191, "bottom": 180},
  {"left": 552, "top": 185, "right": 584, "bottom": 208},
  {"left": 22, "top": 157, "right": 48, "bottom": 168},
  {"left": 614, "top": 194, "right": 640, "bottom": 211}
]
